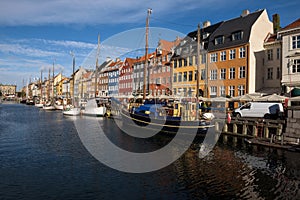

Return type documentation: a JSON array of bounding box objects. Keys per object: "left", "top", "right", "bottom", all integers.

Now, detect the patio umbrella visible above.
[
  {"left": 231, "top": 94, "right": 259, "bottom": 102},
  {"left": 210, "top": 96, "right": 232, "bottom": 102},
  {"left": 255, "top": 94, "right": 286, "bottom": 102}
]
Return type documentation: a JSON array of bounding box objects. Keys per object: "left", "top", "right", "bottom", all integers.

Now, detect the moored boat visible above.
[
  {"left": 62, "top": 107, "right": 81, "bottom": 116},
  {"left": 81, "top": 98, "right": 107, "bottom": 117},
  {"left": 120, "top": 103, "right": 213, "bottom": 135}
]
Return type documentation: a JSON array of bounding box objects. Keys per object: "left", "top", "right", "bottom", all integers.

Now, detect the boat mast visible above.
[
  {"left": 95, "top": 34, "right": 100, "bottom": 98},
  {"left": 52, "top": 61, "right": 55, "bottom": 102},
  {"left": 48, "top": 68, "right": 50, "bottom": 101},
  {"left": 196, "top": 24, "right": 201, "bottom": 119},
  {"left": 40, "top": 70, "right": 43, "bottom": 101},
  {"left": 143, "top": 8, "right": 152, "bottom": 100},
  {"left": 70, "top": 51, "right": 75, "bottom": 106}
]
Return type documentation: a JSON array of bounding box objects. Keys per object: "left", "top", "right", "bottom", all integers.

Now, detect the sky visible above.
[{"left": 0, "top": 0, "right": 299, "bottom": 90}]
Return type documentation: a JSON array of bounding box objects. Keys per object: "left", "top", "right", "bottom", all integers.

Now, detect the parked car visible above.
[{"left": 232, "top": 102, "right": 284, "bottom": 119}]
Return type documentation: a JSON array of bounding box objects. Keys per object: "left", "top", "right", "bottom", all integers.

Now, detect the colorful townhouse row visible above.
[{"left": 24, "top": 9, "right": 300, "bottom": 101}]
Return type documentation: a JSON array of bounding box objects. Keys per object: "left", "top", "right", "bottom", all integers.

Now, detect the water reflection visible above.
[{"left": 0, "top": 104, "right": 299, "bottom": 199}]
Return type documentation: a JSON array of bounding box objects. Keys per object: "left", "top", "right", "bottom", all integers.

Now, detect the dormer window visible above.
[
  {"left": 232, "top": 31, "right": 243, "bottom": 41},
  {"left": 214, "top": 36, "right": 224, "bottom": 45}
]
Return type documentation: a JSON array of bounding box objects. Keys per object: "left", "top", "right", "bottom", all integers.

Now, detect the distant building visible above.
[
  {"left": 119, "top": 57, "right": 135, "bottom": 96},
  {"left": 0, "top": 84, "right": 17, "bottom": 97}
]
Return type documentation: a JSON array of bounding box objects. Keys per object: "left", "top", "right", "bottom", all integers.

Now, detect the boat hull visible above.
[
  {"left": 63, "top": 108, "right": 81, "bottom": 116},
  {"left": 43, "top": 105, "right": 56, "bottom": 110},
  {"left": 120, "top": 109, "right": 212, "bottom": 135},
  {"left": 82, "top": 106, "right": 107, "bottom": 117}
]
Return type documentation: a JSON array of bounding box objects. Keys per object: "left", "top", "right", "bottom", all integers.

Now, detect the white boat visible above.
[
  {"left": 54, "top": 103, "right": 64, "bottom": 110},
  {"left": 35, "top": 103, "right": 44, "bottom": 108},
  {"left": 43, "top": 102, "right": 56, "bottom": 110},
  {"left": 62, "top": 107, "right": 81, "bottom": 116},
  {"left": 81, "top": 98, "right": 107, "bottom": 117}
]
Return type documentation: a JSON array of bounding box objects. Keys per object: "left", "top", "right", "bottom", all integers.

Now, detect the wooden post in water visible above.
[
  {"left": 242, "top": 122, "right": 247, "bottom": 135},
  {"left": 253, "top": 124, "right": 258, "bottom": 137},
  {"left": 233, "top": 124, "right": 238, "bottom": 134},
  {"left": 264, "top": 122, "right": 269, "bottom": 139}
]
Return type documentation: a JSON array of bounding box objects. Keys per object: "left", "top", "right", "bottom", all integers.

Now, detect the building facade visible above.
[{"left": 278, "top": 18, "right": 300, "bottom": 95}]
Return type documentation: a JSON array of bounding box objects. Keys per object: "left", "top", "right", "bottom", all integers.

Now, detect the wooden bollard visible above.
[
  {"left": 242, "top": 123, "right": 247, "bottom": 135},
  {"left": 264, "top": 122, "right": 269, "bottom": 139},
  {"left": 277, "top": 124, "right": 283, "bottom": 140},
  {"left": 233, "top": 124, "right": 238, "bottom": 134},
  {"left": 253, "top": 124, "right": 257, "bottom": 137},
  {"left": 223, "top": 123, "right": 228, "bottom": 133}
]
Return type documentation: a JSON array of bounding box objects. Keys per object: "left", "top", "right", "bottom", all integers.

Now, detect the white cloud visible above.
[
  {"left": 0, "top": 43, "right": 61, "bottom": 57},
  {"left": 0, "top": 0, "right": 217, "bottom": 26}
]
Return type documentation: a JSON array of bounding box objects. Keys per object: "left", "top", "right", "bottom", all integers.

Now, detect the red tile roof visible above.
[{"left": 281, "top": 18, "right": 300, "bottom": 31}]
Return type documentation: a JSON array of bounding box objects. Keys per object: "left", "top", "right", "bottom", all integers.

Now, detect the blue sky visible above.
[{"left": 0, "top": 0, "right": 299, "bottom": 90}]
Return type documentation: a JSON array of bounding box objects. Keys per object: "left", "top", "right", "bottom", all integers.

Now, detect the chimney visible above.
[
  {"left": 241, "top": 10, "right": 250, "bottom": 17},
  {"left": 106, "top": 57, "right": 111, "bottom": 62},
  {"left": 272, "top": 14, "right": 280, "bottom": 34},
  {"left": 203, "top": 21, "right": 211, "bottom": 28}
]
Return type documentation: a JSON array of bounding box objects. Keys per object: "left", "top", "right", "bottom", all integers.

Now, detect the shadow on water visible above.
[{"left": 0, "top": 103, "right": 299, "bottom": 200}]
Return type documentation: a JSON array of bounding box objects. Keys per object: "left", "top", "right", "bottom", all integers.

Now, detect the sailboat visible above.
[
  {"left": 35, "top": 70, "right": 44, "bottom": 108},
  {"left": 119, "top": 9, "right": 213, "bottom": 135},
  {"left": 81, "top": 34, "right": 108, "bottom": 117},
  {"left": 43, "top": 63, "right": 56, "bottom": 110},
  {"left": 63, "top": 52, "right": 81, "bottom": 116}
]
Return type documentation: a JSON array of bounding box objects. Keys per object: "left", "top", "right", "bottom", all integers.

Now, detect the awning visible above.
[{"left": 291, "top": 87, "right": 300, "bottom": 97}]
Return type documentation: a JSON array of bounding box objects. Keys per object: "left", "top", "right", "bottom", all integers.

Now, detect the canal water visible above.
[{"left": 0, "top": 103, "right": 299, "bottom": 200}]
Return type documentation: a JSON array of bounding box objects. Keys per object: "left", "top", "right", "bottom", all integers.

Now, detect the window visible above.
[
  {"left": 178, "top": 72, "right": 182, "bottom": 82},
  {"left": 173, "top": 73, "right": 177, "bottom": 82},
  {"left": 220, "top": 51, "right": 226, "bottom": 61},
  {"left": 239, "top": 66, "right": 246, "bottom": 78},
  {"left": 183, "top": 72, "right": 187, "bottom": 81},
  {"left": 229, "top": 67, "right": 235, "bottom": 79},
  {"left": 276, "top": 48, "right": 280, "bottom": 60},
  {"left": 210, "top": 69, "right": 217, "bottom": 80},
  {"left": 238, "top": 85, "right": 245, "bottom": 96},
  {"left": 267, "top": 68, "right": 273, "bottom": 79},
  {"left": 292, "top": 59, "right": 300, "bottom": 73},
  {"left": 201, "top": 69, "right": 206, "bottom": 80},
  {"left": 183, "top": 58, "right": 188, "bottom": 66},
  {"left": 188, "top": 56, "right": 193, "bottom": 66},
  {"left": 267, "top": 49, "right": 273, "bottom": 61},
  {"left": 210, "top": 86, "right": 217, "bottom": 96},
  {"left": 232, "top": 31, "right": 243, "bottom": 41},
  {"left": 277, "top": 67, "right": 280, "bottom": 79},
  {"left": 188, "top": 71, "right": 193, "bottom": 81},
  {"left": 173, "top": 60, "right": 177, "bottom": 68},
  {"left": 239, "top": 47, "right": 246, "bottom": 58},
  {"left": 229, "top": 86, "right": 235, "bottom": 97},
  {"left": 220, "top": 68, "right": 226, "bottom": 80},
  {"left": 215, "top": 36, "right": 224, "bottom": 45},
  {"left": 210, "top": 53, "right": 218, "bottom": 62},
  {"left": 201, "top": 54, "right": 206, "bottom": 64},
  {"left": 178, "top": 59, "right": 182, "bottom": 67},
  {"left": 194, "top": 71, "right": 198, "bottom": 81},
  {"left": 230, "top": 49, "right": 236, "bottom": 60},
  {"left": 220, "top": 86, "right": 226, "bottom": 96},
  {"left": 292, "top": 35, "right": 300, "bottom": 49}
]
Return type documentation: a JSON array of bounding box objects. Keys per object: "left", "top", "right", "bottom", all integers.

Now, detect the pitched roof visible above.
[
  {"left": 158, "top": 38, "right": 181, "bottom": 51},
  {"left": 280, "top": 18, "right": 300, "bottom": 31},
  {"left": 207, "top": 9, "right": 264, "bottom": 51}
]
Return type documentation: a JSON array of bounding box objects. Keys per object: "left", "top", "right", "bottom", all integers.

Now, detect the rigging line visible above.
[{"left": 151, "top": 16, "right": 196, "bottom": 28}]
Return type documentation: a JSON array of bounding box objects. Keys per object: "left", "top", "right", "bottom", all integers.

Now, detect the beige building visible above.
[
  {"left": 278, "top": 18, "right": 300, "bottom": 95},
  {"left": 0, "top": 84, "right": 17, "bottom": 97}
]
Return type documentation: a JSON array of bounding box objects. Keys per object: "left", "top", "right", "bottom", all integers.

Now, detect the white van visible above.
[{"left": 233, "top": 102, "right": 284, "bottom": 119}]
